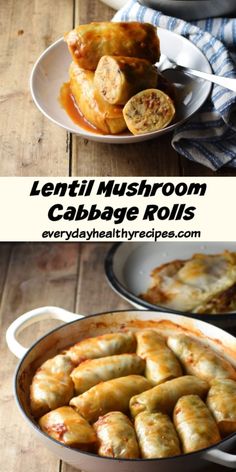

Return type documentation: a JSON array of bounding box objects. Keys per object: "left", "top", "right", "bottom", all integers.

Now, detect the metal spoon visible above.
[{"left": 159, "top": 55, "right": 236, "bottom": 93}]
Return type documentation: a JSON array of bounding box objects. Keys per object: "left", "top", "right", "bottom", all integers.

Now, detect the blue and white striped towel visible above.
[{"left": 113, "top": 1, "right": 236, "bottom": 170}]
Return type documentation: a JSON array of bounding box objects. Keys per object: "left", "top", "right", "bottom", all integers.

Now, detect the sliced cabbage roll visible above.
[
  {"left": 70, "top": 375, "right": 151, "bottom": 423},
  {"left": 94, "top": 411, "right": 140, "bottom": 458},
  {"left": 135, "top": 329, "right": 182, "bottom": 385},
  {"left": 65, "top": 22, "right": 160, "bottom": 70},
  {"left": 134, "top": 411, "right": 181, "bottom": 458},
  {"left": 30, "top": 354, "right": 74, "bottom": 417},
  {"left": 173, "top": 395, "right": 221, "bottom": 453},
  {"left": 207, "top": 379, "right": 236, "bottom": 436},
  {"left": 129, "top": 375, "right": 208, "bottom": 418},
  {"left": 39, "top": 406, "right": 97, "bottom": 449},
  {"left": 66, "top": 328, "right": 136, "bottom": 365},
  {"left": 94, "top": 56, "right": 158, "bottom": 105},
  {"left": 167, "top": 335, "right": 236, "bottom": 383},
  {"left": 123, "top": 89, "right": 175, "bottom": 135},
  {"left": 71, "top": 353, "right": 145, "bottom": 394},
  {"left": 69, "top": 62, "right": 127, "bottom": 134}
]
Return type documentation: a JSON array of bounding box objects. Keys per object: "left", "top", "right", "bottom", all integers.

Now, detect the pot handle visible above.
[
  {"left": 6, "top": 306, "right": 83, "bottom": 360},
  {"left": 204, "top": 448, "right": 236, "bottom": 468}
]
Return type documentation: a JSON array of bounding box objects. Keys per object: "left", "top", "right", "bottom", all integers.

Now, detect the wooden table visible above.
[
  {"left": 1, "top": 0, "right": 235, "bottom": 177},
  {"left": 1, "top": 242, "right": 235, "bottom": 472}
]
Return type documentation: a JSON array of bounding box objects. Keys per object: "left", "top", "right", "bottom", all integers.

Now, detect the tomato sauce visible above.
[{"left": 59, "top": 82, "right": 101, "bottom": 134}]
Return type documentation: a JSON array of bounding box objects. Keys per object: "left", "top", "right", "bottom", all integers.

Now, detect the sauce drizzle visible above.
[{"left": 59, "top": 82, "right": 101, "bottom": 134}]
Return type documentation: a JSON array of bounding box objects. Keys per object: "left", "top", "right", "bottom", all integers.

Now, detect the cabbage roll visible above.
[
  {"left": 94, "top": 411, "right": 140, "bottom": 458},
  {"left": 134, "top": 411, "right": 181, "bottom": 458},
  {"left": 167, "top": 335, "right": 236, "bottom": 383},
  {"left": 141, "top": 251, "right": 236, "bottom": 313},
  {"left": 30, "top": 355, "right": 74, "bottom": 417},
  {"left": 66, "top": 328, "right": 136, "bottom": 365},
  {"left": 70, "top": 375, "right": 151, "bottom": 423},
  {"left": 71, "top": 353, "right": 145, "bottom": 394},
  {"left": 207, "top": 379, "right": 236, "bottom": 436},
  {"left": 173, "top": 395, "right": 220, "bottom": 453},
  {"left": 39, "top": 406, "right": 97, "bottom": 449},
  {"left": 65, "top": 22, "right": 160, "bottom": 70},
  {"left": 129, "top": 375, "right": 208, "bottom": 418},
  {"left": 123, "top": 89, "right": 175, "bottom": 135},
  {"left": 94, "top": 56, "right": 158, "bottom": 105},
  {"left": 135, "top": 329, "right": 182, "bottom": 385},
  {"left": 69, "top": 62, "right": 127, "bottom": 134}
]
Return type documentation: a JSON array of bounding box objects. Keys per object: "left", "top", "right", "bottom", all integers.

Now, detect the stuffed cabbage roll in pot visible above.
[
  {"left": 135, "top": 329, "right": 182, "bottom": 385},
  {"left": 65, "top": 22, "right": 160, "bottom": 70},
  {"left": 135, "top": 411, "right": 181, "bottom": 458},
  {"left": 65, "top": 329, "right": 136, "bottom": 365},
  {"left": 70, "top": 375, "right": 151, "bottom": 423},
  {"left": 71, "top": 353, "right": 145, "bottom": 394},
  {"left": 167, "top": 334, "right": 236, "bottom": 383},
  {"left": 39, "top": 406, "right": 97, "bottom": 449},
  {"left": 130, "top": 375, "right": 209, "bottom": 418},
  {"left": 173, "top": 395, "right": 221, "bottom": 453},
  {"left": 94, "top": 411, "right": 140, "bottom": 458},
  {"left": 30, "top": 354, "right": 74, "bottom": 417},
  {"left": 207, "top": 379, "right": 236, "bottom": 436}
]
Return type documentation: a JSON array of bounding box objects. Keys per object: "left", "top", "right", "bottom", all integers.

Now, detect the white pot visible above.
[{"left": 6, "top": 306, "right": 236, "bottom": 471}]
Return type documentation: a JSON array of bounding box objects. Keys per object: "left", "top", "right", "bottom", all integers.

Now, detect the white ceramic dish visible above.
[
  {"left": 139, "top": 0, "right": 236, "bottom": 21},
  {"left": 105, "top": 242, "right": 236, "bottom": 327},
  {"left": 30, "top": 29, "right": 211, "bottom": 144},
  {"left": 6, "top": 306, "right": 236, "bottom": 470},
  {"left": 99, "top": 0, "right": 127, "bottom": 9},
  {"left": 100, "top": 0, "right": 236, "bottom": 20}
]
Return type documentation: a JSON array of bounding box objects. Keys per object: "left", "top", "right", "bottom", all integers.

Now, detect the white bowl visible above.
[
  {"left": 105, "top": 242, "right": 236, "bottom": 328},
  {"left": 138, "top": 0, "right": 236, "bottom": 20},
  {"left": 30, "top": 28, "right": 211, "bottom": 144}
]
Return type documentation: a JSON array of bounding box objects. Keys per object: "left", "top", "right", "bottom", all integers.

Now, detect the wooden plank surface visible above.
[
  {"left": 0, "top": 242, "right": 234, "bottom": 472},
  {"left": 0, "top": 0, "right": 73, "bottom": 176},
  {"left": 0, "top": 0, "right": 235, "bottom": 176},
  {"left": 0, "top": 243, "right": 80, "bottom": 472}
]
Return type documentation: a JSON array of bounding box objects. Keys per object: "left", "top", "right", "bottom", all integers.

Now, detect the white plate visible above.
[
  {"left": 30, "top": 29, "right": 211, "bottom": 144},
  {"left": 100, "top": 0, "right": 236, "bottom": 20},
  {"left": 99, "top": 0, "right": 127, "bottom": 9},
  {"left": 105, "top": 242, "right": 236, "bottom": 323},
  {"left": 138, "top": 0, "right": 236, "bottom": 21}
]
